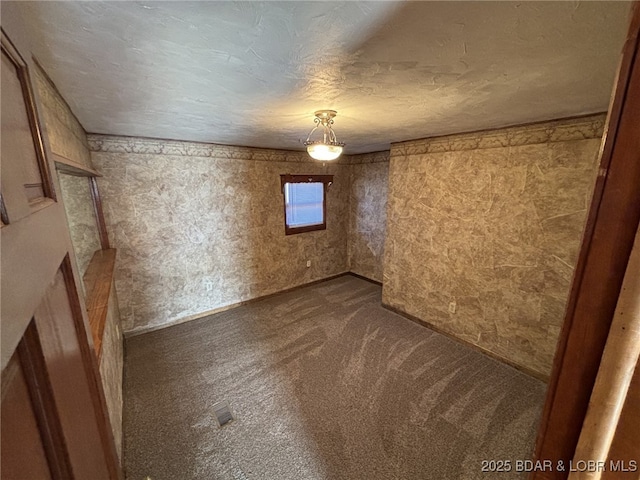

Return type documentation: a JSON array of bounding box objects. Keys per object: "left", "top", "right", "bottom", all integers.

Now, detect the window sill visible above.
[
  {"left": 82, "top": 248, "right": 117, "bottom": 361},
  {"left": 285, "top": 223, "right": 326, "bottom": 235}
]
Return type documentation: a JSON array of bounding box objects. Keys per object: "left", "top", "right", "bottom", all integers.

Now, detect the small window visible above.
[{"left": 280, "top": 174, "right": 333, "bottom": 235}]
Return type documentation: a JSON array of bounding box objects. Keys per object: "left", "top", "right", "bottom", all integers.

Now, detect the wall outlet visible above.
[
  {"left": 448, "top": 301, "right": 457, "bottom": 314},
  {"left": 204, "top": 280, "right": 214, "bottom": 292},
  {"left": 306, "top": 260, "right": 311, "bottom": 268}
]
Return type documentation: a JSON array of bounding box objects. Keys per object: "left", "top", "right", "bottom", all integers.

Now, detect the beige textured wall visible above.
[
  {"left": 99, "top": 286, "right": 124, "bottom": 461},
  {"left": 89, "top": 136, "right": 350, "bottom": 334},
  {"left": 33, "top": 64, "right": 93, "bottom": 168},
  {"left": 383, "top": 115, "right": 605, "bottom": 378},
  {"left": 57, "top": 174, "right": 102, "bottom": 279},
  {"left": 348, "top": 152, "right": 389, "bottom": 283}
]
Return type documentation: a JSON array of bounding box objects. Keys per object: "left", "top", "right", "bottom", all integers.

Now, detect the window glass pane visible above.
[{"left": 285, "top": 182, "right": 324, "bottom": 228}]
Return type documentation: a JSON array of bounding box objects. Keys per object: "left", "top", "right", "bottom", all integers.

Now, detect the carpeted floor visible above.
[{"left": 123, "top": 275, "right": 546, "bottom": 480}]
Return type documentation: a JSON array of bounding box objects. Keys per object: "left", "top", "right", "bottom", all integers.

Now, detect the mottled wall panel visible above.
[
  {"left": 348, "top": 152, "right": 389, "bottom": 283},
  {"left": 57, "top": 174, "right": 102, "bottom": 279},
  {"left": 33, "top": 65, "right": 93, "bottom": 168},
  {"left": 99, "top": 285, "right": 124, "bottom": 460},
  {"left": 383, "top": 115, "right": 605, "bottom": 378},
  {"left": 34, "top": 63, "right": 100, "bottom": 280},
  {"left": 90, "top": 136, "right": 350, "bottom": 334}
]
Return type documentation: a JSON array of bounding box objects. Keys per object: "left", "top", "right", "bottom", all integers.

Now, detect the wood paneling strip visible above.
[
  {"left": 89, "top": 176, "right": 110, "bottom": 249},
  {"left": 82, "top": 248, "right": 117, "bottom": 359},
  {"left": 59, "top": 256, "right": 122, "bottom": 477},
  {"left": 18, "top": 321, "right": 74, "bottom": 479},
  {"left": 602, "top": 365, "right": 640, "bottom": 480},
  {"left": 53, "top": 152, "right": 102, "bottom": 177},
  {"left": 1, "top": 351, "right": 54, "bottom": 479}
]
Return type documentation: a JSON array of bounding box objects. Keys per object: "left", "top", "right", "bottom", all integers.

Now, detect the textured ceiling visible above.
[{"left": 12, "top": 1, "right": 631, "bottom": 153}]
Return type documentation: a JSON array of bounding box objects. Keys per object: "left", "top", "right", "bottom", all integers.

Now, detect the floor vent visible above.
[
  {"left": 231, "top": 466, "right": 249, "bottom": 480},
  {"left": 213, "top": 401, "right": 234, "bottom": 427}
]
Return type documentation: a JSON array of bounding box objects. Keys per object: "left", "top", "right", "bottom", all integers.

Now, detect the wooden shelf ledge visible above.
[
  {"left": 83, "top": 248, "right": 117, "bottom": 360},
  {"left": 53, "top": 152, "right": 102, "bottom": 177}
]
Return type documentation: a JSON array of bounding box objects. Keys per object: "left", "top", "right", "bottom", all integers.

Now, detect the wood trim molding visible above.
[
  {"left": 280, "top": 174, "right": 333, "bottom": 236},
  {"left": 571, "top": 226, "right": 640, "bottom": 476},
  {"left": 53, "top": 153, "right": 109, "bottom": 249},
  {"left": 382, "top": 302, "right": 548, "bottom": 382},
  {"left": 531, "top": 4, "right": 640, "bottom": 479},
  {"left": 18, "top": 320, "right": 74, "bottom": 479},
  {"left": 89, "top": 177, "right": 110, "bottom": 250},
  {"left": 348, "top": 271, "right": 383, "bottom": 286},
  {"left": 125, "top": 271, "right": 352, "bottom": 338},
  {"left": 53, "top": 153, "right": 102, "bottom": 177},
  {"left": 82, "top": 249, "right": 117, "bottom": 360},
  {"left": 61, "top": 255, "right": 122, "bottom": 477},
  {"left": 1, "top": 28, "right": 56, "bottom": 202},
  {"left": 279, "top": 174, "right": 334, "bottom": 188}
]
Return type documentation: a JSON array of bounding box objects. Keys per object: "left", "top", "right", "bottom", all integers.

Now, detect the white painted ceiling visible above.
[{"left": 15, "top": 1, "right": 631, "bottom": 153}]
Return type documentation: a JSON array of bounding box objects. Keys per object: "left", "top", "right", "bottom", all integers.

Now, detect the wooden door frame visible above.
[{"left": 532, "top": 3, "right": 640, "bottom": 478}]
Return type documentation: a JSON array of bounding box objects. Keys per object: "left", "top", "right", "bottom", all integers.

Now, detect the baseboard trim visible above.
[
  {"left": 381, "top": 303, "right": 550, "bottom": 383},
  {"left": 124, "top": 275, "right": 548, "bottom": 382},
  {"left": 124, "top": 272, "right": 352, "bottom": 338},
  {"left": 347, "top": 271, "right": 383, "bottom": 286}
]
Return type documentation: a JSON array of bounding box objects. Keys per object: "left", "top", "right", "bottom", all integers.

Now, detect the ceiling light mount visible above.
[{"left": 304, "top": 110, "right": 345, "bottom": 161}]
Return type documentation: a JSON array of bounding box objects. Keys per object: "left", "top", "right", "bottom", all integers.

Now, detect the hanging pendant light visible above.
[{"left": 304, "top": 110, "right": 345, "bottom": 161}]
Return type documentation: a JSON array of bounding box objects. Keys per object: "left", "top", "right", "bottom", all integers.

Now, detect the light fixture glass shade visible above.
[
  {"left": 304, "top": 110, "right": 345, "bottom": 161},
  {"left": 306, "top": 143, "right": 343, "bottom": 161}
]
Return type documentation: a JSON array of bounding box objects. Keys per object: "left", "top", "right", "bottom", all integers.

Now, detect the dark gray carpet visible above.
[{"left": 123, "top": 275, "right": 546, "bottom": 480}]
